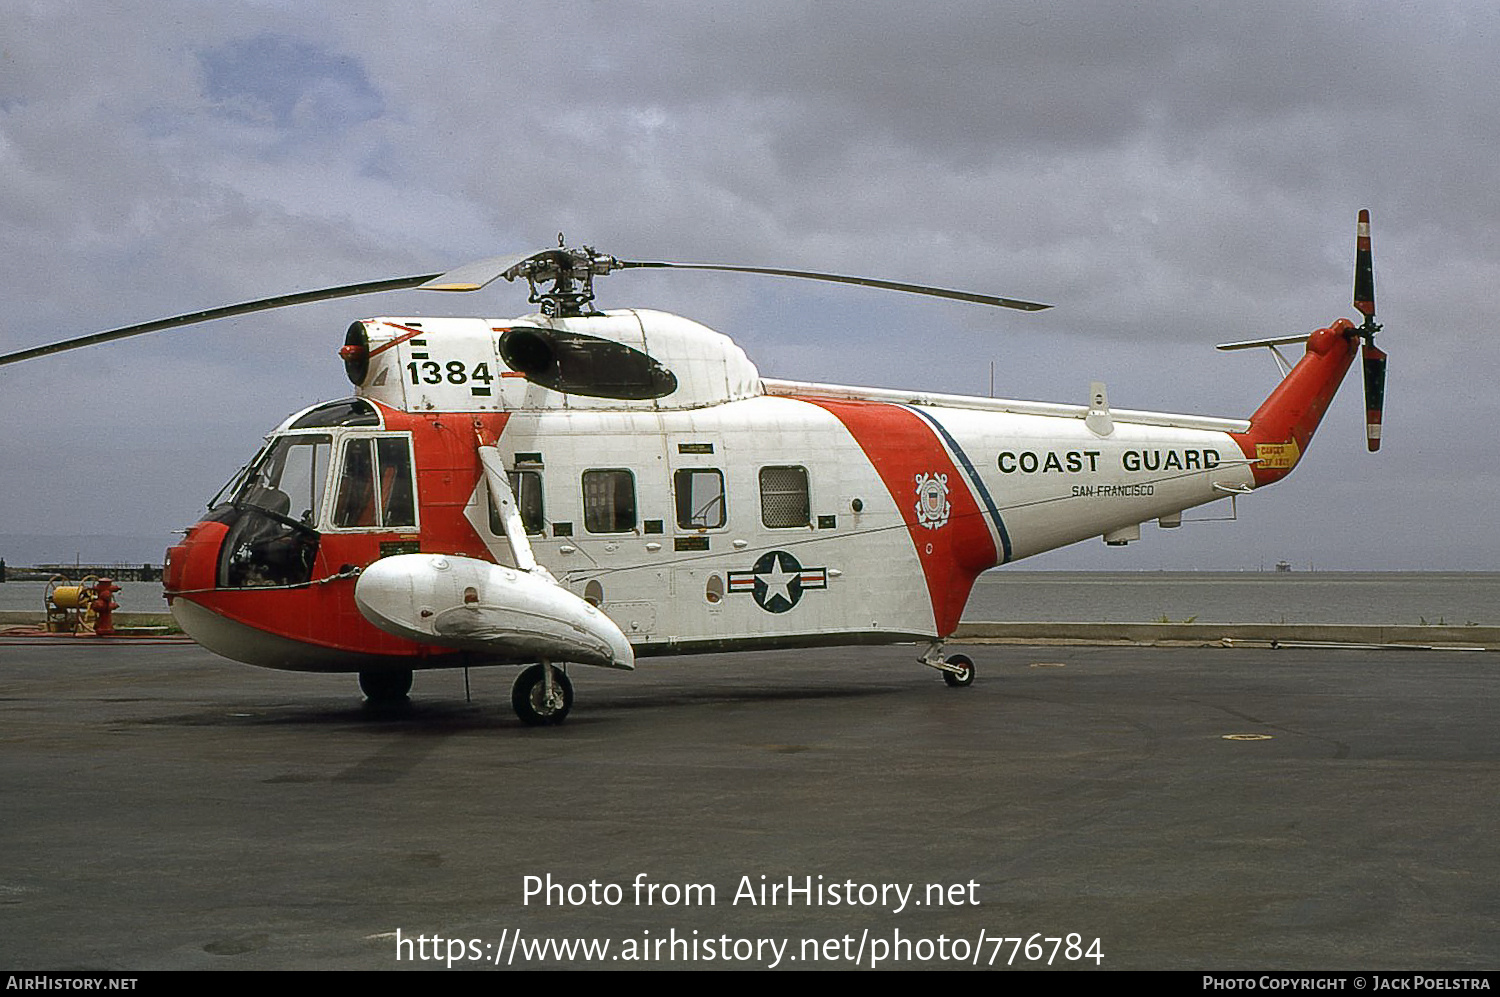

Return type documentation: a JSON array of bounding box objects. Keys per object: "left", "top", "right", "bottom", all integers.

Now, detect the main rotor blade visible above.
[
  {"left": 417, "top": 251, "right": 555, "bottom": 292},
  {"left": 0, "top": 273, "right": 441, "bottom": 367},
  {"left": 615, "top": 259, "right": 1052, "bottom": 312}
]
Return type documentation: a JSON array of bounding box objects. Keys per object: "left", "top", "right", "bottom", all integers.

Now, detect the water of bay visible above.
[{"left": 4, "top": 572, "right": 1497, "bottom": 626}]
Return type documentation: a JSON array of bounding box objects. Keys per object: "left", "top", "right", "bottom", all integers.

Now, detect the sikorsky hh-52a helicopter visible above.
[{"left": 0, "top": 212, "right": 1387, "bottom": 725}]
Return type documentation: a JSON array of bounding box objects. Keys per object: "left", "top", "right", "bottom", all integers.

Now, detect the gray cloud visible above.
[{"left": 1, "top": 1, "right": 1496, "bottom": 568}]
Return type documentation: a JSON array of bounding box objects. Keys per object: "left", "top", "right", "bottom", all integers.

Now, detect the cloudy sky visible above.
[{"left": 2, "top": 0, "right": 1496, "bottom": 571}]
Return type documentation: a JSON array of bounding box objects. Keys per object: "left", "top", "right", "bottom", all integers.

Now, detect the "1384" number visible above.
[{"left": 406, "top": 360, "right": 494, "bottom": 385}]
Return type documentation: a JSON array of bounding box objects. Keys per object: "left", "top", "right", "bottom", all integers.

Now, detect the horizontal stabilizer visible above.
[{"left": 1215, "top": 335, "right": 1308, "bottom": 352}]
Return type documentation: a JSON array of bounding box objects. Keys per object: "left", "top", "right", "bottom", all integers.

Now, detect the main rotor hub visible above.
[{"left": 508, "top": 243, "right": 622, "bottom": 318}]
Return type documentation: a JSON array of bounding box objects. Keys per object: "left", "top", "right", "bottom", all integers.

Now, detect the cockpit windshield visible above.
[{"left": 208, "top": 461, "right": 253, "bottom": 511}]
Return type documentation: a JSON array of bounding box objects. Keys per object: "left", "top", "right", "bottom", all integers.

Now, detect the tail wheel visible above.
[
  {"left": 943, "top": 653, "right": 975, "bottom": 688},
  {"left": 512, "top": 663, "right": 573, "bottom": 725},
  {"left": 359, "top": 669, "right": 413, "bottom": 703}
]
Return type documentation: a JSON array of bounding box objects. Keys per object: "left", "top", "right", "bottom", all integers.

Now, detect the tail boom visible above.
[{"left": 1229, "top": 317, "right": 1359, "bottom": 486}]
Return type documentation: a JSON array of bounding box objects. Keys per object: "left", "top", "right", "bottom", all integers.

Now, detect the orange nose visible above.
[{"left": 164, "top": 521, "right": 230, "bottom": 600}]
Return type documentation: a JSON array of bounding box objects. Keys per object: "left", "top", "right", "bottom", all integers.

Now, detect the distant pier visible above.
[{"left": 2, "top": 562, "right": 164, "bottom": 582}]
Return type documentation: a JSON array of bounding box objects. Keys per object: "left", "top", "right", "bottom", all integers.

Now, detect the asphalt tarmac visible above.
[{"left": 1, "top": 638, "right": 1496, "bottom": 971}]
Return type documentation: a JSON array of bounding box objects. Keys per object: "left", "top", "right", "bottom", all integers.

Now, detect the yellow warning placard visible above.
[{"left": 1256, "top": 439, "right": 1301, "bottom": 470}]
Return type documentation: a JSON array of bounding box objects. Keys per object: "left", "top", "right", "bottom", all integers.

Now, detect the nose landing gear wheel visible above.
[
  {"left": 359, "top": 669, "right": 413, "bottom": 703},
  {"left": 512, "top": 663, "right": 574, "bottom": 725},
  {"left": 942, "top": 653, "right": 975, "bottom": 688}
]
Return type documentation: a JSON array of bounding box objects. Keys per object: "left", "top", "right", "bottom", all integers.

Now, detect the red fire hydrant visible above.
[{"left": 91, "top": 578, "right": 120, "bottom": 636}]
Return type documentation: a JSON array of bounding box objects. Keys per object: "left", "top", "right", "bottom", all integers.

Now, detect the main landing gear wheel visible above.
[
  {"left": 359, "top": 669, "right": 413, "bottom": 703},
  {"left": 512, "top": 663, "right": 573, "bottom": 726},
  {"left": 943, "top": 653, "right": 975, "bottom": 688}
]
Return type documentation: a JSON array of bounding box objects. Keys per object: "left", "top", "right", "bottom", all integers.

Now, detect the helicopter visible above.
[{"left": 0, "top": 212, "right": 1387, "bottom": 725}]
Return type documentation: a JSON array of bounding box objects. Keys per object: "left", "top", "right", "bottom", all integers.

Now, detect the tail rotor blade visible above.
[
  {"left": 1353, "top": 209, "right": 1384, "bottom": 452},
  {"left": 1362, "top": 342, "right": 1387, "bottom": 452},
  {"left": 1354, "top": 208, "right": 1376, "bottom": 320}
]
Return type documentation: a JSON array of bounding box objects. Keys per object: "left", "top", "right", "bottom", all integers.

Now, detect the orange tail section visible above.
[{"left": 1230, "top": 318, "right": 1359, "bottom": 486}]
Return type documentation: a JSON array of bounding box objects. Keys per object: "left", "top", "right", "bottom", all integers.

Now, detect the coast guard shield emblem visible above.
[{"left": 914, "top": 472, "right": 951, "bottom": 530}]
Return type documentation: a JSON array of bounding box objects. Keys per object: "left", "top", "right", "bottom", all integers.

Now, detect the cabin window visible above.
[
  {"left": 759, "top": 465, "right": 810, "bottom": 528},
  {"left": 673, "top": 468, "right": 726, "bottom": 530},
  {"left": 332, "top": 436, "right": 417, "bottom": 528},
  {"left": 487, "top": 470, "right": 545, "bottom": 536},
  {"left": 582, "top": 469, "right": 637, "bottom": 533}
]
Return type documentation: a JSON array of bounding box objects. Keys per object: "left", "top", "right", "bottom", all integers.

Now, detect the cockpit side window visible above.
[
  {"left": 217, "top": 433, "right": 330, "bottom": 588},
  {"left": 334, "top": 438, "right": 376, "bottom": 527},
  {"left": 245, "top": 435, "right": 331, "bottom": 528},
  {"left": 332, "top": 435, "right": 417, "bottom": 529},
  {"left": 377, "top": 437, "right": 416, "bottom": 527}
]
